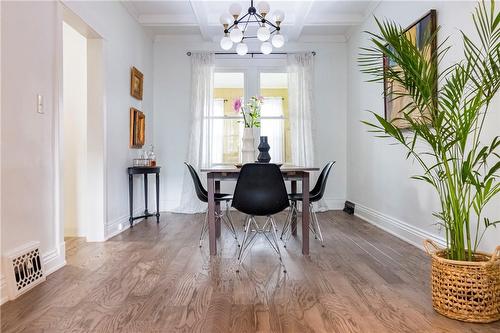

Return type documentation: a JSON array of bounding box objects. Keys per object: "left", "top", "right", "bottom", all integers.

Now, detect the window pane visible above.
[
  {"left": 260, "top": 73, "right": 290, "bottom": 163},
  {"left": 212, "top": 72, "right": 245, "bottom": 164}
]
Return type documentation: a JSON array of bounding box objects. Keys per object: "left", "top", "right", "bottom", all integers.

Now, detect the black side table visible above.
[{"left": 128, "top": 166, "right": 161, "bottom": 227}]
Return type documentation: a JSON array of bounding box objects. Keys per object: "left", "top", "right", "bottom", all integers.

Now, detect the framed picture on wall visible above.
[
  {"left": 383, "top": 10, "right": 437, "bottom": 128},
  {"left": 130, "top": 66, "right": 144, "bottom": 100},
  {"left": 130, "top": 107, "right": 145, "bottom": 148}
]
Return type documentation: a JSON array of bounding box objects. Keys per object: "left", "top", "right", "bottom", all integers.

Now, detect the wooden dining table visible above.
[{"left": 200, "top": 165, "right": 320, "bottom": 256}]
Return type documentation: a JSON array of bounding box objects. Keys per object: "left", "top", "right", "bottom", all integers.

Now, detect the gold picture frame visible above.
[
  {"left": 130, "top": 66, "right": 144, "bottom": 100},
  {"left": 130, "top": 107, "right": 145, "bottom": 148},
  {"left": 383, "top": 10, "right": 437, "bottom": 128}
]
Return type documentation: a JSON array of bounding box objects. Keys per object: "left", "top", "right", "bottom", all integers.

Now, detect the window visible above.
[
  {"left": 209, "top": 70, "right": 290, "bottom": 164},
  {"left": 210, "top": 72, "right": 245, "bottom": 164},
  {"left": 260, "top": 72, "right": 290, "bottom": 163}
]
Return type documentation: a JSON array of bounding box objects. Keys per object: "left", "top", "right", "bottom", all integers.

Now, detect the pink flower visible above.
[
  {"left": 257, "top": 95, "right": 264, "bottom": 102},
  {"left": 232, "top": 98, "right": 242, "bottom": 112}
]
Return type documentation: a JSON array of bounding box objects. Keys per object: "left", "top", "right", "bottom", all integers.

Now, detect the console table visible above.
[{"left": 127, "top": 166, "right": 160, "bottom": 227}]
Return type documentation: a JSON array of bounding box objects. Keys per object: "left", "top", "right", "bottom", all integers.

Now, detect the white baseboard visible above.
[
  {"left": 0, "top": 275, "right": 8, "bottom": 305},
  {"left": 0, "top": 242, "right": 67, "bottom": 305},
  {"left": 105, "top": 207, "right": 146, "bottom": 240},
  {"left": 354, "top": 203, "right": 446, "bottom": 251},
  {"left": 161, "top": 199, "right": 180, "bottom": 212},
  {"left": 42, "top": 242, "right": 67, "bottom": 275},
  {"left": 162, "top": 198, "right": 345, "bottom": 214},
  {"left": 318, "top": 198, "right": 345, "bottom": 211}
]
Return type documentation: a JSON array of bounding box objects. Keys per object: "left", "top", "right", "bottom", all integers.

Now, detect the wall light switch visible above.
[{"left": 37, "top": 94, "right": 44, "bottom": 114}]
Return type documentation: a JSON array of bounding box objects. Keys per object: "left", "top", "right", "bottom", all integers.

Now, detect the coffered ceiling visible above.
[{"left": 122, "top": 1, "right": 379, "bottom": 41}]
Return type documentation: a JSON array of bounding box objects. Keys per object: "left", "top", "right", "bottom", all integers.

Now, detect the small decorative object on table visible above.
[
  {"left": 257, "top": 136, "right": 271, "bottom": 163},
  {"left": 233, "top": 96, "right": 263, "bottom": 163},
  {"left": 132, "top": 145, "right": 156, "bottom": 167}
]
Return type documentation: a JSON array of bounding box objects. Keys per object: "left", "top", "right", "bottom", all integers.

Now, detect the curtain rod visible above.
[{"left": 186, "top": 51, "right": 316, "bottom": 57}]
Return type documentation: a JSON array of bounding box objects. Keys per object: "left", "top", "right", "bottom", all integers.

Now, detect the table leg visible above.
[
  {"left": 144, "top": 174, "right": 149, "bottom": 217},
  {"left": 302, "top": 172, "right": 310, "bottom": 255},
  {"left": 215, "top": 180, "right": 221, "bottom": 238},
  {"left": 207, "top": 173, "right": 217, "bottom": 255},
  {"left": 156, "top": 172, "right": 160, "bottom": 223},
  {"left": 291, "top": 180, "right": 297, "bottom": 236},
  {"left": 129, "top": 174, "right": 134, "bottom": 228}
]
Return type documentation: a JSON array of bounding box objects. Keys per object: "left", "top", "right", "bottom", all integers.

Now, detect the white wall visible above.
[
  {"left": 153, "top": 36, "right": 348, "bottom": 211},
  {"left": 346, "top": 1, "right": 500, "bottom": 252},
  {"left": 1, "top": 0, "right": 154, "bottom": 303},
  {"left": 1, "top": 1, "right": 64, "bottom": 278},
  {"left": 63, "top": 22, "right": 87, "bottom": 237},
  {"left": 61, "top": 1, "right": 155, "bottom": 238}
]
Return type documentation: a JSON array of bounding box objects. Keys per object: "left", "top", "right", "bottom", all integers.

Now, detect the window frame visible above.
[{"left": 210, "top": 58, "right": 290, "bottom": 164}]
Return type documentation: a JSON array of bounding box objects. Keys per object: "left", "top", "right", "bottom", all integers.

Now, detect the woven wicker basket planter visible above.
[{"left": 424, "top": 240, "right": 500, "bottom": 323}]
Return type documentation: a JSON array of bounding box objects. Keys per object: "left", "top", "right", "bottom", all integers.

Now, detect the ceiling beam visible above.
[
  {"left": 121, "top": 1, "right": 140, "bottom": 23},
  {"left": 138, "top": 15, "right": 198, "bottom": 27},
  {"left": 189, "top": 0, "right": 211, "bottom": 41},
  {"left": 287, "top": 0, "right": 315, "bottom": 41}
]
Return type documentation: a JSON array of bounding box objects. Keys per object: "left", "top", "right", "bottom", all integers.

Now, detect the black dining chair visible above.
[
  {"left": 184, "top": 162, "right": 239, "bottom": 247},
  {"left": 281, "top": 161, "right": 336, "bottom": 247},
  {"left": 232, "top": 163, "right": 289, "bottom": 271}
]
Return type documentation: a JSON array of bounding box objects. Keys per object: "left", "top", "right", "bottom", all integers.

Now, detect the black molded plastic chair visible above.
[
  {"left": 184, "top": 162, "right": 239, "bottom": 247},
  {"left": 281, "top": 161, "right": 336, "bottom": 247},
  {"left": 232, "top": 163, "right": 289, "bottom": 270}
]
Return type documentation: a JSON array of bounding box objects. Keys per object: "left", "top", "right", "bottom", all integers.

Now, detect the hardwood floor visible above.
[{"left": 1, "top": 211, "right": 499, "bottom": 332}]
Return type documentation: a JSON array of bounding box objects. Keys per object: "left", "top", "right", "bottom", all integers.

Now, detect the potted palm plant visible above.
[{"left": 359, "top": 0, "right": 500, "bottom": 323}]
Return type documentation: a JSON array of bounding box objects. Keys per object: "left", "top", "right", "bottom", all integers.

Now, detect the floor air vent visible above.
[{"left": 4, "top": 242, "right": 45, "bottom": 300}]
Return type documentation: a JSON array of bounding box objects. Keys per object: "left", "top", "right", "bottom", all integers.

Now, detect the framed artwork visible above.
[
  {"left": 130, "top": 107, "right": 145, "bottom": 148},
  {"left": 130, "top": 66, "right": 144, "bottom": 100},
  {"left": 383, "top": 10, "right": 437, "bottom": 128}
]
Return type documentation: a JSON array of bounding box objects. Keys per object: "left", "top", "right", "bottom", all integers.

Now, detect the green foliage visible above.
[
  {"left": 359, "top": 1, "right": 500, "bottom": 261},
  {"left": 242, "top": 96, "right": 263, "bottom": 128}
]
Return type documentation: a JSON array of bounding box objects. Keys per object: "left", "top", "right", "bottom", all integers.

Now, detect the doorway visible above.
[{"left": 61, "top": 7, "right": 106, "bottom": 243}]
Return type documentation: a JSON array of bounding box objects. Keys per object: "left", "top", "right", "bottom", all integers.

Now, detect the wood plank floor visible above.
[{"left": 1, "top": 211, "right": 499, "bottom": 332}]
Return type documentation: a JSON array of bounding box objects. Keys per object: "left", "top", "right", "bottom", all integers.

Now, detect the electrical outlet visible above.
[{"left": 37, "top": 94, "right": 44, "bottom": 114}]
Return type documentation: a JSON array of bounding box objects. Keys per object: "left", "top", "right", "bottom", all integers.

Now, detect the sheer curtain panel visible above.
[
  {"left": 287, "top": 52, "right": 315, "bottom": 167},
  {"left": 176, "top": 53, "right": 215, "bottom": 213}
]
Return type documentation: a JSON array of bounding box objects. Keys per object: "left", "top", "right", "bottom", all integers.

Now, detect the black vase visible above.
[{"left": 257, "top": 136, "right": 271, "bottom": 163}]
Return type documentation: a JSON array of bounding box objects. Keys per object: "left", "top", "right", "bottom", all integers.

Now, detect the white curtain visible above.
[
  {"left": 287, "top": 52, "right": 315, "bottom": 167},
  {"left": 261, "top": 97, "right": 285, "bottom": 163},
  {"left": 288, "top": 53, "right": 330, "bottom": 210},
  {"left": 176, "top": 52, "right": 215, "bottom": 213}
]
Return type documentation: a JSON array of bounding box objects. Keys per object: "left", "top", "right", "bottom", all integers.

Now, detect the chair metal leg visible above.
[
  {"left": 199, "top": 211, "right": 209, "bottom": 247},
  {"left": 222, "top": 201, "right": 239, "bottom": 246},
  {"left": 310, "top": 204, "right": 324, "bottom": 246},
  {"left": 283, "top": 204, "right": 297, "bottom": 246},
  {"left": 269, "top": 216, "right": 286, "bottom": 272},
  {"left": 280, "top": 205, "right": 293, "bottom": 240},
  {"left": 237, "top": 215, "right": 286, "bottom": 273},
  {"left": 238, "top": 216, "right": 253, "bottom": 261}
]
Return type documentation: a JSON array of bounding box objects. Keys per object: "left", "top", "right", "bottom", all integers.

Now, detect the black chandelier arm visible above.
[
  {"left": 227, "top": 12, "right": 250, "bottom": 31},
  {"left": 255, "top": 12, "right": 279, "bottom": 30},
  {"left": 242, "top": 13, "right": 252, "bottom": 32}
]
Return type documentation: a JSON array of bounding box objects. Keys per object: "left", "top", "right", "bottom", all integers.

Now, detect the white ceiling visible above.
[{"left": 122, "top": 1, "right": 379, "bottom": 41}]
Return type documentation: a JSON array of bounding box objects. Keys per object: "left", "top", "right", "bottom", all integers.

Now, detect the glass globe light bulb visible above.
[
  {"left": 258, "top": 1, "right": 270, "bottom": 15},
  {"left": 236, "top": 42, "right": 248, "bottom": 56},
  {"left": 271, "top": 33, "right": 284, "bottom": 48},
  {"left": 220, "top": 36, "right": 233, "bottom": 50},
  {"left": 219, "top": 13, "right": 233, "bottom": 26},
  {"left": 229, "top": 3, "right": 242, "bottom": 17},
  {"left": 260, "top": 41, "right": 272, "bottom": 55},
  {"left": 229, "top": 27, "right": 243, "bottom": 43},
  {"left": 257, "top": 26, "right": 270, "bottom": 41},
  {"left": 273, "top": 10, "right": 285, "bottom": 22}
]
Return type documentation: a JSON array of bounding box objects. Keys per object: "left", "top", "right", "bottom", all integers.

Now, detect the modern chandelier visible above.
[{"left": 219, "top": 1, "right": 285, "bottom": 55}]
